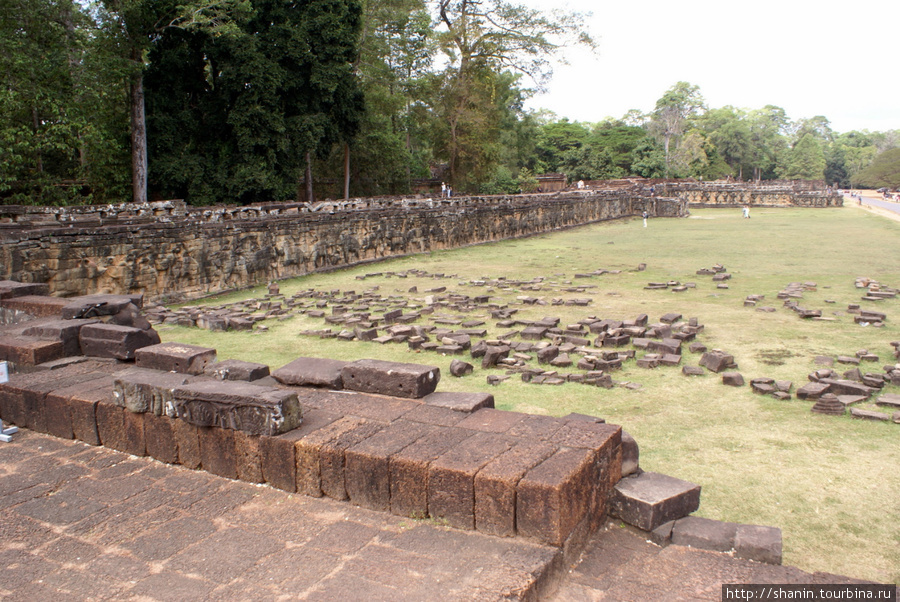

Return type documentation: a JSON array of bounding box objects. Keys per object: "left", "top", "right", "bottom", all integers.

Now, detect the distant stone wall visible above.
[
  {"left": 660, "top": 183, "right": 842, "bottom": 208},
  {"left": 0, "top": 192, "right": 686, "bottom": 301}
]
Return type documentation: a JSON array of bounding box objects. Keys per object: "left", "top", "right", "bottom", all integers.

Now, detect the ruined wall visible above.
[
  {"left": 661, "top": 183, "right": 842, "bottom": 208},
  {"left": 0, "top": 192, "right": 685, "bottom": 301}
]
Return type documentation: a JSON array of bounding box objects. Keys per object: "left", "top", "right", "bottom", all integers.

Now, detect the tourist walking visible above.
[
  {"left": 742, "top": 206, "right": 750, "bottom": 219},
  {"left": 642, "top": 210, "right": 648, "bottom": 227}
]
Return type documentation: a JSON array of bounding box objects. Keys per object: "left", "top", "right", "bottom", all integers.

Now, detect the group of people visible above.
[{"left": 440, "top": 182, "right": 452, "bottom": 197}]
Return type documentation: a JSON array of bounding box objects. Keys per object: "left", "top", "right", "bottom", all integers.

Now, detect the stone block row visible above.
[{"left": 0, "top": 354, "right": 623, "bottom": 548}]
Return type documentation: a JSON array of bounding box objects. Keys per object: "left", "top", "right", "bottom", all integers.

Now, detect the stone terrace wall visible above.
[
  {"left": 659, "top": 182, "right": 842, "bottom": 209},
  {"left": 0, "top": 192, "right": 685, "bottom": 302}
]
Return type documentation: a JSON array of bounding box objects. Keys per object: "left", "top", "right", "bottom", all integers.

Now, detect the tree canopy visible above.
[{"left": 2, "top": 0, "right": 898, "bottom": 205}]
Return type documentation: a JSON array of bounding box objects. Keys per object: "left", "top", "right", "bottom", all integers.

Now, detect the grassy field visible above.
[{"left": 160, "top": 204, "right": 900, "bottom": 584}]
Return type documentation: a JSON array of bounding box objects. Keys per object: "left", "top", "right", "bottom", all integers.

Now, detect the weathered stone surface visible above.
[
  {"left": 516, "top": 447, "right": 599, "bottom": 546},
  {"left": 734, "top": 524, "right": 783, "bottom": 565},
  {"left": 671, "top": 516, "right": 737, "bottom": 552},
  {"left": 344, "top": 420, "right": 433, "bottom": 511},
  {"left": 621, "top": 431, "right": 639, "bottom": 477},
  {"left": 79, "top": 322, "right": 159, "bottom": 361},
  {"left": 422, "top": 391, "right": 494, "bottom": 413},
  {"left": 341, "top": 359, "right": 440, "bottom": 399},
  {"left": 173, "top": 380, "right": 302, "bottom": 436},
  {"left": 682, "top": 365, "right": 704, "bottom": 376},
  {"left": 134, "top": 342, "right": 216, "bottom": 375},
  {"left": 609, "top": 471, "right": 701, "bottom": 531},
  {"left": 876, "top": 393, "right": 900, "bottom": 409},
  {"left": 849, "top": 408, "right": 890, "bottom": 421},
  {"left": 482, "top": 345, "right": 510, "bottom": 369},
  {"left": 449, "top": 359, "right": 474, "bottom": 377},
  {"left": 0, "top": 335, "right": 65, "bottom": 366},
  {"left": 205, "top": 359, "right": 270, "bottom": 382},
  {"left": 143, "top": 412, "right": 179, "bottom": 464},
  {"left": 817, "top": 378, "right": 874, "bottom": 398},
  {"left": 0, "top": 280, "right": 49, "bottom": 299},
  {"left": 198, "top": 425, "right": 237, "bottom": 479},
  {"left": 722, "top": 372, "right": 744, "bottom": 387},
  {"left": 428, "top": 432, "right": 514, "bottom": 529},
  {"left": 389, "top": 426, "right": 474, "bottom": 518},
  {"left": 796, "top": 382, "right": 831, "bottom": 400},
  {"left": 811, "top": 393, "right": 845, "bottom": 415},
  {"left": 699, "top": 350, "right": 735, "bottom": 373},
  {"left": 112, "top": 367, "right": 191, "bottom": 415},
  {"left": 272, "top": 357, "right": 347, "bottom": 389},
  {"left": 21, "top": 318, "right": 99, "bottom": 356},
  {"left": 473, "top": 440, "right": 559, "bottom": 537},
  {"left": 317, "top": 420, "right": 386, "bottom": 501},
  {"left": 61, "top": 294, "right": 142, "bottom": 319}
]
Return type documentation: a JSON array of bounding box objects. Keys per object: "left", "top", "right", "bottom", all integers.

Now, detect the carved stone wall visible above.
[
  {"left": 0, "top": 192, "right": 686, "bottom": 301},
  {"left": 659, "top": 183, "right": 842, "bottom": 208}
]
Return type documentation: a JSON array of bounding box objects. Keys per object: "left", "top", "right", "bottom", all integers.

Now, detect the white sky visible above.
[{"left": 518, "top": 0, "right": 899, "bottom": 133}]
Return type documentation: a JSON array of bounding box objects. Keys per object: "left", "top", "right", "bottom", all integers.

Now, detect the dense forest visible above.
[{"left": 2, "top": 0, "right": 898, "bottom": 206}]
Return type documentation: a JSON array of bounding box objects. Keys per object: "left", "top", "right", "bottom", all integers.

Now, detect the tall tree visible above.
[
  {"left": 144, "top": 0, "right": 364, "bottom": 205},
  {"left": 648, "top": 81, "right": 704, "bottom": 177},
  {"left": 433, "top": 0, "right": 594, "bottom": 188},
  {"left": 779, "top": 133, "right": 826, "bottom": 180}
]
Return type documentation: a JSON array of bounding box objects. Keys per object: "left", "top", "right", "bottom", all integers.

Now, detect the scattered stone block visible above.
[
  {"left": 722, "top": 372, "right": 744, "bottom": 387},
  {"left": 682, "top": 366, "right": 704, "bottom": 376},
  {"left": 849, "top": 408, "right": 890, "bottom": 421},
  {"left": 699, "top": 350, "right": 735, "bottom": 373},
  {"left": 341, "top": 359, "right": 440, "bottom": 399},
  {"left": 621, "top": 431, "right": 639, "bottom": 477},
  {"left": 811, "top": 393, "right": 845, "bottom": 415},
  {"left": 796, "top": 382, "right": 830, "bottom": 400},
  {"left": 609, "top": 471, "right": 701, "bottom": 531},
  {"left": 272, "top": 357, "right": 347, "bottom": 389},
  {"left": 449, "top": 359, "right": 473, "bottom": 377},
  {"left": 876, "top": 393, "right": 900, "bottom": 409}
]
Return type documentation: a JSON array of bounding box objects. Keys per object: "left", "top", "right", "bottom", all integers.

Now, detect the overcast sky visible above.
[{"left": 518, "top": 0, "right": 899, "bottom": 133}]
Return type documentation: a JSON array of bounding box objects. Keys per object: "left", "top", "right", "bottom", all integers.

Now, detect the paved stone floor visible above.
[{"left": 1, "top": 429, "right": 891, "bottom": 601}]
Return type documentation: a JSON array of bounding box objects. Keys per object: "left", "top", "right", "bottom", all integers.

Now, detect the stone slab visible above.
[
  {"left": 671, "top": 516, "right": 737, "bottom": 552},
  {"left": 172, "top": 381, "right": 302, "bottom": 436},
  {"left": 272, "top": 357, "right": 348, "bottom": 389},
  {"left": 734, "top": 524, "right": 783, "bottom": 565},
  {"left": 205, "top": 359, "right": 270, "bottom": 382},
  {"left": 341, "top": 359, "right": 440, "bottom": 399},
  {"left": 134, "top": 342, "right": 217, "bottom": 375},
  {"left": 421, "top": 391, "right": 495, "bottom": 413},
  {"left": 113, "top": 367, "right": 192, "bottom": 415},
  {"left": 80, "top": 324, "right": 159, "bottom": 361},
  {"left": 609, "top": 471, "right": 701, "bottom": 531}
]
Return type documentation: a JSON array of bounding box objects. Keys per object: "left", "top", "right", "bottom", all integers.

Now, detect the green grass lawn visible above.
[{"left": 160, "top": 205, "right": 900, "bottom": 584}]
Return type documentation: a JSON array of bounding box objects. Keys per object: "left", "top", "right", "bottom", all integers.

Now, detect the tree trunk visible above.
[
  {"left": 344, "top": 143, "right": 350, "bottom": 200},
  {"left": 305, "top": 152, "right": 314, "bottom": 203},
  {"left": 130, "top": 70, "right": 148, "bottom": 204}
]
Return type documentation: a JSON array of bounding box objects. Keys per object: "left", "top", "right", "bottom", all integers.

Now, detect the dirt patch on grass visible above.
[{"left": 756, "top": 348, "right": 800, "bottom": 366}]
